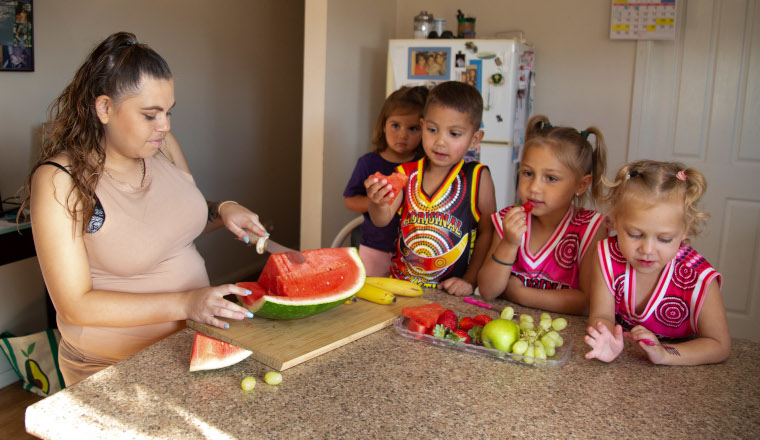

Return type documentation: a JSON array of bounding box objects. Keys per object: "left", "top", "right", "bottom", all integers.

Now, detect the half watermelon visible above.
[
  {"left": 238, "top": 247, "right": 366, "bottom": 319},
  {"left": 189, "top": 332, "right": 252, "bottom": 372}
]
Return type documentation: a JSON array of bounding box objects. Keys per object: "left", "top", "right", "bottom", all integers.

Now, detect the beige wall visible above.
[
  {"left": 0, "top": 0, "right": 303, "bottom": 338},
  {"left": 395, "top": 0, "right": 635, "bottom": 177},
  {"left": 307, "top": 0, "right": 398, "bottom": 248},
  {"left": 309, "top": 0, "right": 637, "bottom": 249}
]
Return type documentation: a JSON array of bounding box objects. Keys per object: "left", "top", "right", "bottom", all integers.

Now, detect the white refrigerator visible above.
[{"left": 386, "top": 39, "right": 535, "bottom": 208}]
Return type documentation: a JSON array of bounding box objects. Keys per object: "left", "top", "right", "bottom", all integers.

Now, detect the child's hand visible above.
[
  {"left": 364, "top": 175, "right": 395, "bottom": 205},
  {"left": 500, "top": 206, "right": 528, "bottom": 248},
  {"left": 438, "top": 277, "right": 474, "bottom": 297},
  {"left": 584, "top": 321, "right": 624, "bottom": 362},
  {"left": 624, "top": 326, "right": 669, "bottom": 364}
]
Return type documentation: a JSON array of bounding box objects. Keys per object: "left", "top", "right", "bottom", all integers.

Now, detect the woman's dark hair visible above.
[{"left": 19, "top": 32, "right": 172, "bottom": 231}]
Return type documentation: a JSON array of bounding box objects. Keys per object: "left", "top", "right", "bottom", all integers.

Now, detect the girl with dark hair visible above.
[
  {"left": 20, "top": 32, "right": 265, "bottom": 385},
  {"left": 343, "top": 86, "right": 428, "bottom": 276}
]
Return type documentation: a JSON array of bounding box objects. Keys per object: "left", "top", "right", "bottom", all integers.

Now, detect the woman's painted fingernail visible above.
[
  {"left": 246, "top": 312, "right": 254, "bottom": 318},
  {"left": 243, "top": 235, "right": 250, "bottom": 244},
  {"left": 224, "top": 323, "right": 230, "bottom": 329},
  {"left": 265, "top": 232, "right": 271, "bottom": 236},
  {"left": 245, "top": 289, "right": 252, "bottom": 295}
]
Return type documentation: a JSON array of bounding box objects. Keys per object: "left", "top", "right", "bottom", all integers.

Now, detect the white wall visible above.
[{"left": 0, "top": 0, "right": 303, "bottom": 387}]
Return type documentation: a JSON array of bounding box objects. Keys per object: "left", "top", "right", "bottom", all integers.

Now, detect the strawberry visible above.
[
  {"left": 453, "top": 329, "right": 471, "bottom": 343},
  {"left": 432, "top": 324, "right": 448, "bottom": 339},
  {"left": 437, "top": 309, "right": 458, "bottom": 331},
  {"left": 458, "top": 316, "right": 476, "bottom": 332},
  {"left": 522, "top": 201, "right": 534, "bottom": 214},
  {"left": 468, "top": 326, "right": 483, "bottom": 345},
  {"left": 473, "top": 314, "right": 492, "bottom": 327}
]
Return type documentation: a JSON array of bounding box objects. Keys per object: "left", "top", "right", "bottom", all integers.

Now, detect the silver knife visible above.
[{"left": 254, "top": 235, "right": 306, "bottom": 264}]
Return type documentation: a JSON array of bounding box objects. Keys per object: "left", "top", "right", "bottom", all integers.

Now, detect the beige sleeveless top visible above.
[{"left": 58, "top": 152, "right": 209, "bottom": 385}]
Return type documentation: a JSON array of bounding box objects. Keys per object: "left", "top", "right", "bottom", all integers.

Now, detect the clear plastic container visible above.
[
  {"left": 413, "top": 10, "right": 434, "bottom": 39},
  {"left": 393, "top": 316, "right": 573, "bottom": 368}
]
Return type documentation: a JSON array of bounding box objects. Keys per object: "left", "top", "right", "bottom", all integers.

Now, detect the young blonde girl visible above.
[
  {"left": 343, "top": 86, "right": 428, "bottom": 276},
  {"left": 478, "top": 115, "right": 607, "bottom": 314},
  {"left": 585, "top": 161, "right": 730, "bottom": 365}
]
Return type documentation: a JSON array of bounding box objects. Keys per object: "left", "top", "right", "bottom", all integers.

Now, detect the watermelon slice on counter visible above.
[
  {"left": 370, "top": 171, "right": 408, "bottom": 205},
  {"left": 238, "top": 247, "right": 366, "bottom": 320},
  {"left": 189, "top": 332, "right": 252, "bottom": 372}
]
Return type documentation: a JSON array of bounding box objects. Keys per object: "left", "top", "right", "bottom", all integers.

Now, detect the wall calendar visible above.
[{"left": 610, "top": 0, "right": 677, "bottom": 40}]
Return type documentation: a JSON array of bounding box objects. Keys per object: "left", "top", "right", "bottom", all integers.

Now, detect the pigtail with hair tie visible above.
[
  {"left": 580, "top": 130, "right": 589, "bottom": 139},
  {"left": 676, "top": 170, "right": 687, "bottom": 181},
  {"left": 626, "top": 170, "right": 639, "bottom": 180}
]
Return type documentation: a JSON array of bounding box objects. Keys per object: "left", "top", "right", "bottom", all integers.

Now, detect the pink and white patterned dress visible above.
[
  {"left": 491, "top": 205, "right": 604, "bottom": 290},
  {"left": 597, "top": 236, "right": 722, "bottom": 338}
]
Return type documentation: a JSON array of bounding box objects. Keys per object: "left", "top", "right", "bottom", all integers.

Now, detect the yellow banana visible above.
[
  {"left": 355, "top": 284, "right": 396, "bottom": 304},
  {"left": 364, "top": 277, "right": 423, "bottom": 297}
]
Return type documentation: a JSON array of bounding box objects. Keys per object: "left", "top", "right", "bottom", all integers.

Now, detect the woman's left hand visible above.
[{"left": 219, "top": 203, "right": 268, "bottom": 243}]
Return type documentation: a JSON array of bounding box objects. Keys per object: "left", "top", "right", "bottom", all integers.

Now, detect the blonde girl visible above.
[
  {"left": 585, "top": 161, "right": 730, "bottom": 365},
  {"left": 478, "top": 115, "right": 607, "bottom": 314}
]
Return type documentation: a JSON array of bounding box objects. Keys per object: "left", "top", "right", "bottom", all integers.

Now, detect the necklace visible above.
[{"left": 104, "top": 158, "right": 145, "bottom": 185}]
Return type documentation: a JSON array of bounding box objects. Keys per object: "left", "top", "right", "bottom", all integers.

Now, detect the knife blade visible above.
[{"left": 263, "top": 237, "right": 306, "bottom": 264}]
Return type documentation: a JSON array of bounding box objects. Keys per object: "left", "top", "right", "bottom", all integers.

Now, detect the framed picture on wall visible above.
[
  {"left": 408, "top": 47, "right": 450, "bottom": 80},
  {"left": 0, "top": 0, "right": 34, "bottom": 72}
]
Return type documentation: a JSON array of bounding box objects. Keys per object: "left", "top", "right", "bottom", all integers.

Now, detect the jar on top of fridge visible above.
[{"left": 413, "top": 10, "right": 434, "bottom": 39}]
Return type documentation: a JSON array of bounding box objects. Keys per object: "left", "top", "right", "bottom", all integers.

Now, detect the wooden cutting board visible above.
[{"left": 186, "top": 295, "right": 429, "bottom": 371}]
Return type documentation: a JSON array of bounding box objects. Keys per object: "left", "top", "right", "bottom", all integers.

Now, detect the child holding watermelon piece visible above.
[
  {"left": 343, "top": 86, "right": 428, "bottom": 276},
  {"left": 366, "top": 81, "right": 496, "bottom": 296},
  {"left": 478, "top": 115, "right": 608, "bottom": 315}
]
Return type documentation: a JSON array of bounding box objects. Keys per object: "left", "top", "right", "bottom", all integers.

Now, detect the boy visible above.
[{"left": 365, "top": 81, "right": 496, "bottom": 296}]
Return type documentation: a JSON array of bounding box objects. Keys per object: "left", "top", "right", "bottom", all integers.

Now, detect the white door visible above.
[{"left": 628, "top": 0, "right": 760, "bottom": 341}]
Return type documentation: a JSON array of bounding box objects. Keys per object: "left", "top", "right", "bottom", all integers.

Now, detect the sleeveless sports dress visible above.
[
  {"left": 491, "top": 205, "right": 604, "bottom": 289},
  {"left": 597, "top": 236, "right": 722, "bottom": 338},
  {"left": 390, "top": 158, "right": 487, "bottom": 288}
]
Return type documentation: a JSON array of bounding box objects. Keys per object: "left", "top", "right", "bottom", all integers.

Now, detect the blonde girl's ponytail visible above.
[
  {"left": 583, "top": 126, "right": 608, "bottom": 203},
  {"left": 681, "top": 167, "right": 709, "bottom": 237}
]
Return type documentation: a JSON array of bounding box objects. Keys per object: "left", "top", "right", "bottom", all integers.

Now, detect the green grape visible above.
[
  {"left": 519, "top": 314, "right": 534, "bottom": 323},
  {"left": 540, "top": 334, "right": 556, "bottom": 348},
  {"left": 512, "top": 340, "right": 529, "bottom": 355},
  {"left": 527, "top": 330, "right": 537, "bottom": 338},
  {"left": 545, "top": 345, "right": 556, "bottom": 357},
  {"left": 519, "top": 321, "right": 534, "bottom": 331},
  {"left": 523, "top": 346, "right": 535, "bottom": 364},
  {"left": 540, "top": 312, "right": 551, "bottom": 321},
  {"left": 264, "top": 371, "right": 283, "bottom": 385},
  {"left": 552, "top": 317, "right": 568, "bottom": 331},
  {"left": 539, "top": 320, "right": 552, "bottom": 331},
  {"left": 500, "top": 306, "right": 515, "bottom": 320},
  {"left": 546, "top": 330, "right": 560, "bottom": 343},
  {"left": 241, "top": 377, "right": 256, "bottom": 391},
  {"left": 534, "top": 344, "right": 547, "bottom": 360},
  {"left": 553, "top": 334, "right": 564, "bottom": 347}
]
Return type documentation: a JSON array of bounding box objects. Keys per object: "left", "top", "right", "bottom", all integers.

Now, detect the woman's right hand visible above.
[
  {"left": 185, "top": 284, "right": 254, "bottom": 329},
  {"left": 500, "top": 206, "right": 528, "bottom": 248},
  {"left": 364, "top": 175, "right": 394, "bottom": 205}
]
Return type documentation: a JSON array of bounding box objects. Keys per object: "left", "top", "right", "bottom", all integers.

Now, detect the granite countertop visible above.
[{"left": 26, "top": 290, "right": 760, "bottom": 439}]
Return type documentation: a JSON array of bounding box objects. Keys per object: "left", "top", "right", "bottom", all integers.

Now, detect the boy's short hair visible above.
[{"left": 424, "top": 81, "right": 483, "bottom": 130}]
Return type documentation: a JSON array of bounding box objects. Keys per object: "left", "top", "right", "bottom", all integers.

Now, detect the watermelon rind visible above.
[{"left": 244, "top": 247, "right": 366, "bottom": 320}]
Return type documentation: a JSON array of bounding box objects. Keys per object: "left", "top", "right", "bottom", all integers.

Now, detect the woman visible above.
[{"left": 20, "top": 32, "right": 265, "bottom": 385}]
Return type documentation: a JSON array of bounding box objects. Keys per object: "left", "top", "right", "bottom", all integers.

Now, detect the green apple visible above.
[{"left": 481, "top": 319, "right": 520, "bottom": 352}]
